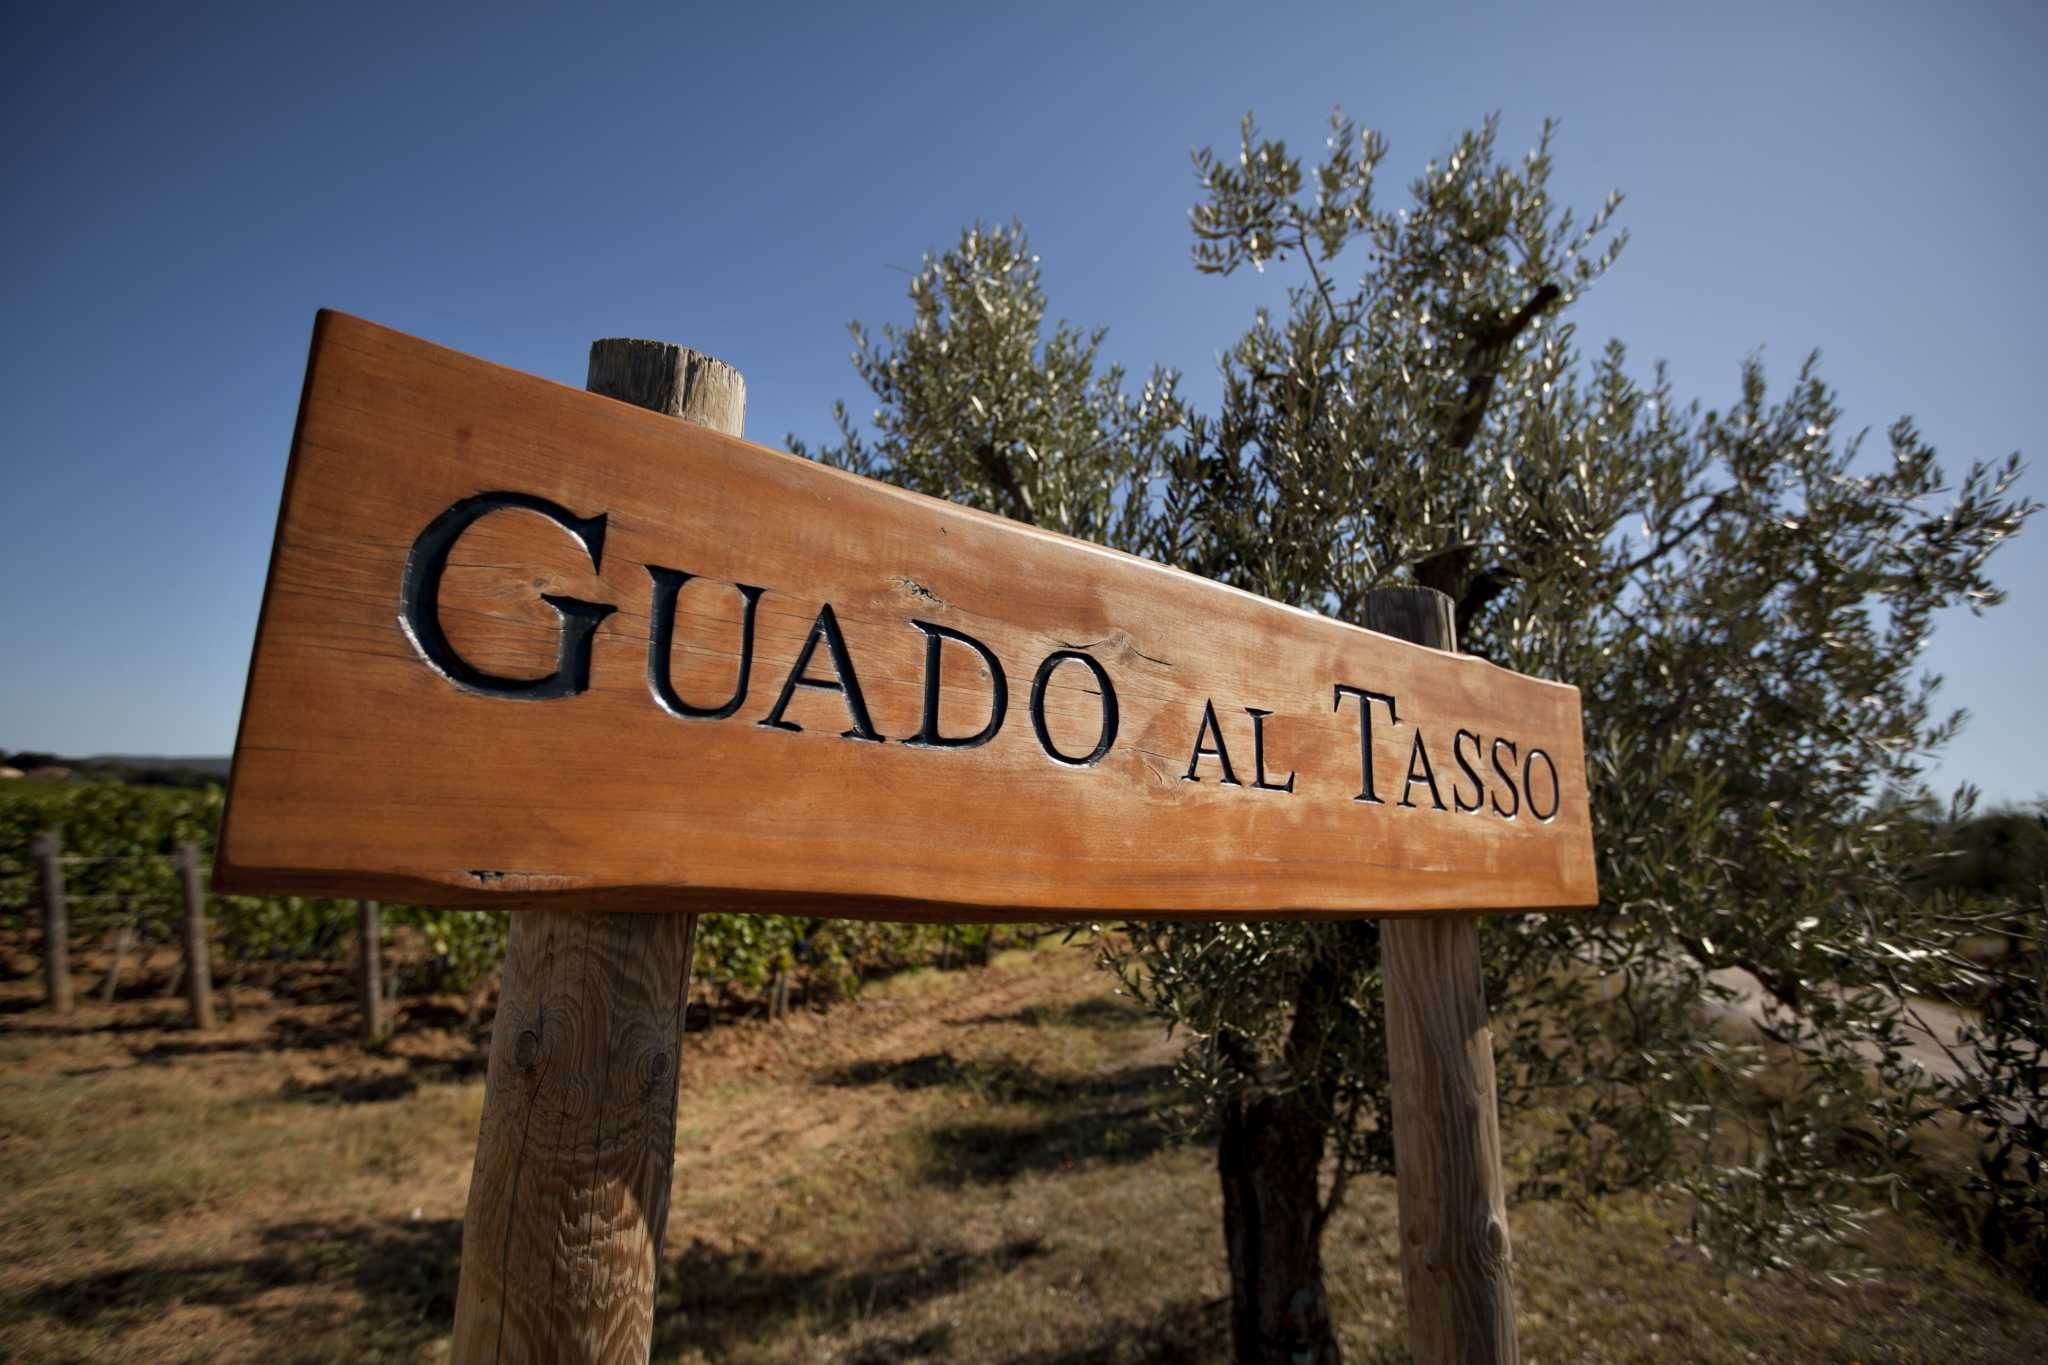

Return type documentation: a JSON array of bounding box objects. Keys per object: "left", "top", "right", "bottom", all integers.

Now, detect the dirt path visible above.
[{"left": 1704, "top": 965, "right": 1991, "bottom": 1084}]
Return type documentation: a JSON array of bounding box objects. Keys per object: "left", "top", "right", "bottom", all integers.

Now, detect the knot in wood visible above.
[
  {"left": 514, "top": 1027, "right": 542, "bottom": 1072},
  {"left": 639, "top": 1048, "right": 669, "bottom": 1092}
]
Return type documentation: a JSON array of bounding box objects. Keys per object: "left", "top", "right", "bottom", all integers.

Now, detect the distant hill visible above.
[
  {"left": 87, "top": 755, "right": 231, "bottom": 779},
  {"left": 2, "top": 752, "right": 230, "bottom": 788}
]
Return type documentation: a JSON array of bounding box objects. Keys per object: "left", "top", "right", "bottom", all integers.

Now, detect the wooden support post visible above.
[
  {"left": 31, "top": 832, "right": 72, "bottom": 1014},
  {"left": 100, "top": 914, "right": 135, "bottom": 1004},
  {"left": 452, "top": 339, "right": 744, "bottom": 1365},
  {"left": 175, "top": 842, "right": 217, "bottom": 1031},
  {"left": 1366, "top": 586, "right": 1519, "bottom": 1365},
  {"left": 358, "top": 900, "right": 383, "bottom": 1044}
]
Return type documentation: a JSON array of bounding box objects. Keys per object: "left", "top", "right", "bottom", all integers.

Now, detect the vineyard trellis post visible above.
[
  {"left": 1367, "top": 586, "right": 1518, "bottom": 1365},
  {"left": 175, "top": 841, "right": 215, "bottom": 1030},
  {"left": 449, "top": 337, "right": 745, "bottom": 1364},
  {"left": 357, "top": 899, "right": 382, "bottom": 1044},
  {"left": 31, "top": 831, "right": 72, "bottom": 1014},
  {"left": 98, "top": 914, "right": 134, "bottom": 1004}
]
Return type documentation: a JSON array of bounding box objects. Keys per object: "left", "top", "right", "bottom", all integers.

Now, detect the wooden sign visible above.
[{"left": 216, "top": 312, "right": 1597, "bottom": 920}]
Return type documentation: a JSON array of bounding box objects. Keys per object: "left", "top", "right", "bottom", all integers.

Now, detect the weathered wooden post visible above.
[
  {"left": 450, "top": 339, "right": 744, "bottom": 1365},
  {"left": 31, "top": 832, "right": 72, "bottom": 1014},
  {"left": 1367, "top": 586, "right": 1517, "bottom": 1365},
  {"left": 99, "top": 912, "right": 135, "bottom": 1004},
  {"left": 357, "top": 900, "right": 383, "bottom": 1043},
  {"left": 174, "top": 842, "right": 216, "bottom": 1030}
]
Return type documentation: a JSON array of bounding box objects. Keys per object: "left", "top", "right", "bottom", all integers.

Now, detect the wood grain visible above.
[
  {"left": 1371, "top": 587, "right": 1518, "bottom": 1365},
  {"left": 452, "top": 908, "right": 695, "bottom": 1364},
  {"left": 586, "top": 338, "right": 745, "bottom": 430},
  {"left": 216, "top": 312, "right": 1597, "bottom": 919},
  {"left": 452, "top": 337, "right": 726, "bottom": 1365}
]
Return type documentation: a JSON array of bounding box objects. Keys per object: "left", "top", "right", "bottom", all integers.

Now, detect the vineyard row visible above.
[{"left": 2, "top": 780, "right": 1032, "bottom": 1030}]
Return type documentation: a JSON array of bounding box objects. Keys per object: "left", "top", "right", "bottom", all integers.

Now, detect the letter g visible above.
[{"left": 399, "top": 491, "right": 616, "bottom": 700}]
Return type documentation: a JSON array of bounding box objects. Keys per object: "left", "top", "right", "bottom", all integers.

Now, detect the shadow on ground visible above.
[
  {"left": 996, "top": 1295, "right": 1232, "bottom": 1364},
  {"left": 70, "top": 1007, "right": 494, "bottom": 1103},
  {"left": 919, "top": 1102, "right": 1187, "bottom": 1186},
  {"left": 821, "top": 1051, "right": 1171, "bottom": 1106},
  {"left": 652, "top": 1236, "right": 1048, "bottom": 1358},
  {"left": 958, "top": 996, "right": 1148, "bottom": 1030},
  {"left": 276, "top": 1049, "right": 487, "bottom": 1104},
  {"left": 127, "top": 1011, "right": 370, "bottom": 1064},
  {"left": 6, "top": 1216, "right": 460, "bottom": 1356},
  {"left": 4, "top": 1007, "right": 198, "bottom": 1038},
  {"left": 822, "top": 1050, "right": 1192, "bottom": 1186}
]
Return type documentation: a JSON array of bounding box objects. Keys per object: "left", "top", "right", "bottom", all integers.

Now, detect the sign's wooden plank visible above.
[{"left": 216, "top": 311, "right": 1598, "bottom": 920}]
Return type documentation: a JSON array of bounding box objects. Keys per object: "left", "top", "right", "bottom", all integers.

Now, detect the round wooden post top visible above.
[{"left": 587, "top": 338, "right": 746, "bottom": 435}]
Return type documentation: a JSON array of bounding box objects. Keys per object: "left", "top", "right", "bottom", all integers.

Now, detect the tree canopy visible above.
[{"left": 800, "top": 112, "right": 2041, "bottom": 1361}]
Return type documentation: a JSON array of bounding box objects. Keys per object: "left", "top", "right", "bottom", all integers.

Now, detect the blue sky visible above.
[{"left": 3, "top": 1, "right": 2042, "bottom": 804}]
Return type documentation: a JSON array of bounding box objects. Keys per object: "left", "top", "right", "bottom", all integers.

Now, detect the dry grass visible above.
[{"left": 2, "top": 935, "right": 2045, "bottom": 1363}]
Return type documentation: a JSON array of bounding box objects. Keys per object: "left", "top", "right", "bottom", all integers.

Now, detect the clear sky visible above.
[{"left": 4, "top": 1, "right": 2042, "bottom": 804}]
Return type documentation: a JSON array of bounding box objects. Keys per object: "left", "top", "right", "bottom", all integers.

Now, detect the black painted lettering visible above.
[
  {"left": 1399, "top": 730, "right": 1446, "bottom": 810},
  {"left": 1451, "top": 728, "right": 1486, "bottom": 814},
  {"left": 646, "top": 567, "right": 765, "bottom": 720},
  {"left": 758, "top": 603, "right": 884, "bottom": 742},
  {"left": 1182, "top": 700, "right": 1241, "bottom": 785},
  {"left": 400, "top": 491, "right": 616, "bottom": 700},
  {"left": 1490, "top": 737, "right": 1521, "bottom": 818},
  {"left": 903, "top": 620, "right": 1007, "bottom": 749},
  {"left": 1029, "top": 650, "right": 1119, "bottom": 766},
  {"left": 1248, "top": 708, "right": 1295, "bottom": 793},
  {"left": 1523, "top": 747, "right": 1561, "bottom": 822},
  {"left": 1332, "top": 684, "right": 1400, "bottom": 803}
]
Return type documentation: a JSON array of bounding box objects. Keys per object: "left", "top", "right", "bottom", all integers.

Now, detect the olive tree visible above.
[
  {"left": 790, "top": 219, "right": 1183, "bottom": 543},
  {"left": 801, "top": 115, "right": 2035, "bottom": 1364}
]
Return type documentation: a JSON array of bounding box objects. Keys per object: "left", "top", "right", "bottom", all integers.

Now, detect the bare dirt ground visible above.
[{"left": 4, "top": 932, "right": 2047, "bottom": 1363}]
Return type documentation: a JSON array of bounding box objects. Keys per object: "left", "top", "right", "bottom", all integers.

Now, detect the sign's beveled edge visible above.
[{"left": 215, "top": 310, "right": 340, "bottom": 904}]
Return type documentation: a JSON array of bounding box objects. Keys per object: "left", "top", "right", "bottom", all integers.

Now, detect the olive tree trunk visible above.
[
  {"left": 1216, "top": 961, "right": 1348, "bottom": 1365},
  {"left": 1218, "top": 1084, "right": 1340, "bottom": 1363}
]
